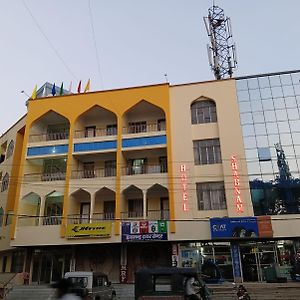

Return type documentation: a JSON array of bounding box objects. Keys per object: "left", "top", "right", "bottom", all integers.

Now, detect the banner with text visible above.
[{"left": 66, "top": 222, "right": 111, "bottom": 238}]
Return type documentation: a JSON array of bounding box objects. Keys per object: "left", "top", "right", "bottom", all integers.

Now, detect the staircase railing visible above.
[{"left": 0, "top": 272, "right": 18, "bottom": 299}]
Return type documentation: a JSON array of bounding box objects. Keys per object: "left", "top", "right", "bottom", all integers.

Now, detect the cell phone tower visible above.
[{"left": 203, "top": 3, "right": 237, "bottom": 80}]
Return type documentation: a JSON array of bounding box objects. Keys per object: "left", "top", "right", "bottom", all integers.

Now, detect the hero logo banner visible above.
[
  {"left": 121, "top": 220, "right": 168, "bottom": 242},
  {"left": 231, "top": 155, "right": 244, "bottom": 213}
]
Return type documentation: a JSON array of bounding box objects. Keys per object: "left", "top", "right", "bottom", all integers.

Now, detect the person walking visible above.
[{"left": 51, "top": 278, "right": 82, "bottom": 300}]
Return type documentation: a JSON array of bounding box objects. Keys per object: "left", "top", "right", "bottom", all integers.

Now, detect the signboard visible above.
[
  {"left": 231, "top": 243, "right": 242, "bottom": 280},
  {"left": 180, "top": 164, "right": 189, "bottom": 211},
  {"left": 119, "top": 265, "right": 128, "bottom": 283},
  {"left": 121, "top": 220, "right": 168, "bottom": 242},
  {"left": 231, "top": 155, "right": 244, "bottom": 213},
  {"left": 66, "top": 222, "right": 111, "bottom": 238}
]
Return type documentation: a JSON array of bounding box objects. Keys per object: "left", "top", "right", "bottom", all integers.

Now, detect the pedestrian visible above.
[
  {"left": 184, "top": 275, "right": 201, "bottom": 300},
  {"left": 23, "top": 271, "right": 30, "bottom": 285},
  {"left": 51, "top": 278, "right": 82, "bottom": 300}
]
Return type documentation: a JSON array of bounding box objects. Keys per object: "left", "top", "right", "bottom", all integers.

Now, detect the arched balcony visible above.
[
  {"left": 18, "top": 192, "right": 41, "bottom": 226},
  {"left": 93, "top": 188, "right": 116, "bottom": 221},
  {"left": 122, "top": 185, "right": 143, "bottom": 219},
  {"left": 68, "top": 189, "right": 91, "bottom": 224},
  {"left": 146, "top": 184, "right": 169, "bottom": 220}
]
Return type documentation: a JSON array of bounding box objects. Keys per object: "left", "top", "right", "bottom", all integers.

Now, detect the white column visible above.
[
  {"left": 143, "top": 190, "right": 147, "bottom": 219},
  {"left": 38, "top": 195, "right": 46, "bottom": 226},
  {"left": 90, "top": 193, "right": 95, "bottom": 223}
]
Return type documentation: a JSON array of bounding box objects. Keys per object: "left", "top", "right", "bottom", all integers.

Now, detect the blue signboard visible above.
[
  {"left": 121, "top": 220, "right": 168, "bottom": 242},
  {"left": 210, "top": 217, "right": 259, "bottom": 239},
  {"left": 231, "top": 243, "right": 242, "bottom": 279}
]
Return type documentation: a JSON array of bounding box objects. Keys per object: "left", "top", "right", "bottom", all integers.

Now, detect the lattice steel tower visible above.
[{"left": 204, "top": 4, "right": 237, "bottom": 79}]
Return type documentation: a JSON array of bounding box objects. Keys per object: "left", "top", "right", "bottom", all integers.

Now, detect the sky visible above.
[{"left": 1, "top": 0, "right": 300, "bottom": 135}]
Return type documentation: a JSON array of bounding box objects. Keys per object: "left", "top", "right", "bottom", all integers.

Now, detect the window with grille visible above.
[
  {"left": 193, "top": 139, "right": 221, "bottom": 165},
  {"left": 128, "top": 199, "right": 143, "bottom": 217},
  {"left": 6, "top": 140, "right": 14, "bottom": 159},
  {"left": 191, "top": 100, "right": 217, "bottom": 124},
  {"left": 1, "top": 173, "right": 9, "bottom": 192},
  {"left": 196, "top": 182, "right": 227, "bottom": 210}
]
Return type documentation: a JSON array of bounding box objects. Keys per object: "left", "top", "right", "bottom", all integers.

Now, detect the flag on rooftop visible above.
[
  {"left": 59, "top": 82, "right": 64, "bottom": 96},
  {"left": 31, "top": 84, "right": 37, "bottom": 100},
  {"left": 52, "top": 83, "right": 56, "bottom": 96},
  {"left": 84, "top": 79, "right": 90, "bottom": 93},
  {"left": 77, "top": 80, "right": 81, "bottom": 93}
]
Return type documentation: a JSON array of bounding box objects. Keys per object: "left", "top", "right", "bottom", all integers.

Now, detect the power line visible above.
[
  {"left": 88, "top": 0, "right": 104, "bottom": 89},
  {"left": 22, "top": 0, "right": 78, "bottom": 80}
]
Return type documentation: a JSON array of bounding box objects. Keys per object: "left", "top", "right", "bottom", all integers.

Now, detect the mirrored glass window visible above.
[
  {"left": 247, "top": 78, "right": 259, "bottom": 89},
  {"left": 282, "top": 145, "right": 295, "bottom": 157},
  {"left": 268, "top": 134, "right": 280, "bottom": 146},
  {"left": 280, "top": 133, "right": 293, "bottom": 146},
  {"left": 285, "top": 96, "right": 297, "bottom": 108},
  {"left": 280, "top": 74, "right": 292, "bottom": 86},
  {"left": 273, "top": 98, "right": 285, "bottom": 109},
  {"left": 247, "top": 161, "right": 261, "bottom": 175},
  {"left": 239, "top": 101, "right": 251, "bottom": 113},
  {"left": 237, "top": 90, "right": 250, "bottom": 102},
  {"left": 293, "top": 84, "right": 300, "bottom": 96},
  {"left": 251, "top": 100, "right": 263, "bottom": 112},
  {"left": 249, "top": 89, "right": 261, "bottom": 101},
  {"left": 277, "top": 121, "right": 290, "bottom": 133},
  {"left": 255, "top": 123, "right": 267, "bottom": 135},
  {"left": 262, "top": 99, "right": 273, "bottom": 111},
  {"left": 258, "top": 147, "right": 271, "bottom": 161},
  {"left": 292, "top": 132, "right": 300, "bottom": 145},
  {"left": 275, "top": 109, "right": 288, "bottom": 121},
  {"left": 260, "top": 88, "right": 272, "bottom": 100},
  {"left": 253, "top": 111, "right": 264, "bottom": 123},
  {"left": 240, "top": 113, "right": 253, "bottom": 125},
  {"left": 269, "top": 75, "right": 281, "bottom": 87},
  {"left": 271, "top": 86, "right": 283, "bottom": 98},
  {"left": 244, "top": 136, "right": 256, "bottom": 149},
  {"left": 291, "top": 73, "right": 300, "bottom": 85},
  {"left": 258, "top": 77, "right": 270, "bottom": 88},
  {"left": 287, "top": 108, "right": 299, "bottom": 120},
  {"left": 283, "top": 85, "right": 294, "bottom": 97},
  {"left": 290, "top": 120, "right": 300, "bottom": 132},
  {"left": 236, "top": 80, "right": 248, "bottom": 91},
  {"left": 296, "top": 96, "right": 300, "bottom": 106},
  {"left": 242, "top": 125, "right": 255, "bottom": 136},
  {"left": 256, "top": 135, "right": 269, "bottom": 147},
  {"left": 287, "top": 159, "right": 298, "bottom": 173},
  {"left": 245, "top": 149, "right": 258, "bottom": 159},
  {"left": 266, "top": 122, "right": 278, "bottom": 134},
  {"left": 260, "top": 161, "right": 273, "bottom": 175}
]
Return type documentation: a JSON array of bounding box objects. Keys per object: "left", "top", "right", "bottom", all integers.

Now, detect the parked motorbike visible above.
[{"left": 233, "top": 283, "right": 250, "bottom": 300}]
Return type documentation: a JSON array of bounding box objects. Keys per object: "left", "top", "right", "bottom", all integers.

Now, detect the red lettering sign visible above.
[
  {"left": 231, "top": 155, "right": 244, "bottom": 213},
  {"left": 180, "top": 164, "right": 189, "bottom": 211}
]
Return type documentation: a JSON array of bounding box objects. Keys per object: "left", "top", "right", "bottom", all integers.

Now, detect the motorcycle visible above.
[{"left": 233, "top": 283, "right": 250, "bottom": 300}]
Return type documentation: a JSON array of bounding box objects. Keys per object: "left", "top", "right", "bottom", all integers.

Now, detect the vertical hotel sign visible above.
[
  {"left": 180, "top": 164, "right": 189, "bottom": 211},
  {"left": 231, "top": 155, "right": 244, "bottom": 213}
]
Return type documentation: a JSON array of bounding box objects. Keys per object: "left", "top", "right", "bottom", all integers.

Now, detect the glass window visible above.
[
  {"left": 275, "top": 109, "right": 288, "bottom": 121},
  {"left": 237, "top": 90, "right": 250, "bottom": 102},
  {"left": 245, "top": 149, "right": 258, "bottom": 159},
  {"left": 280, "top": 133, "right": 292, "bottom": 146},
  {"left": 128, "top": 158, "right": 147, "bottom": 175},
  {"left": 255, "top": 124, "right": 267, "bottom": 135},
  {"left": 236, "top": 80, "right": 248, "bottom": 91},
  {"left": 277, "top": 121, "right": 290, "bottom": 133},
  {"left": 258, "top": 77, "right": 270, "bottom": 88},
  {"left": 256, "top": 135, "right": 269, "bottom": 147},
  {"left": 283, "top": 85, "right": 294, "bottom": 97},
  {"left": 285, "top": 96, "right": 297, "bottom": 108},
  {"left": 273, "top": 98, "right": 285, "bottom": 109},
  {"left": 260, "top": 88, "right": 272, "bottom": 100},
  {"left": 106, "top": 124, "right": 117, "bottom": 136},
  {"left": 128, "top": 199, "right": 143, "bottom": 218},
  {"left": 282, "top": 145, "right": 294, "bottom": 157},
  {"left": 266, "top": 122, "right": 279, "bottom": 135},
  {"left": 280, "top": 74, "right": 292, "bottom": 86},
  {"left": 242, "top": 125, "right": 255, "bottom": 136},
  {"left": 291, "top": 73, "right": 300, "bottom": 85},
  {"left": 247, "top": 161, "right": 261, "bottom": 175},
  {"left": 249, "top": 89, "right": 261, "bottom": 101},
  {"left": 264, "top": 110, "right": 276, "bottom": 122},
  {"left": 262, "top": 99, "right": 274, "bottom": 111},
  {"left": 257, "top": 147, "right": 271, "bottom": 161},
  {"left": 193, "top": 139, "right": 222, "bottom": 165},
  {"left": 247, "top": 78, "right": 259, "bottom": 89},
  {"left": 271, "top": 86, "right": 283, "bottom": 98},
  {"left": 269, "top": 75, "right": 281, "bottom": 87},
  {"left": 240, "top": 113, "right": 253, "bottom": 125},
  {"left": 290, "top": 120, "right": 300, "bottom": 132},
  {"left": 244, "top": 136, "right": 256, "bottom": 149},
  {"left": 191, "top": 100, "right": 217, "bottom": 124},
  {"left": 6, "top": 140, "right": 14, "bottom": 159},
  {"left": 196, "top": 182, "right": 226, "bottom": 210},
  {"left": 1, "top": 173, "right": 9, "bottom": 192},
  {"left": 239, "top": 101, "right": 251, "bottom": 113},
  {"left": 251, "top": 100, "right": 263, "bottom": 112},
  {"left": 288, "top": 159, "right": 298, "bottom": 173},
  {"left": 128, "top": 121, "right": 146, "bottom": 133},
  {"left": 268, "top": 134, "right": 280, "bottom": 147},
  {"left": 253, "top": 112, "right": 264, "bottom": 123},
  {"left": 287, "top": 108, "right": 299, "bottom": 120},
  {"left": 294, "top": 85, "right": 300, "bottom": 96},
  {"left": 292, "top": 132, "right": 300, "bottom": 145},
  {"left": 260, "top": 161, "right": 273, "bottom": 174}
]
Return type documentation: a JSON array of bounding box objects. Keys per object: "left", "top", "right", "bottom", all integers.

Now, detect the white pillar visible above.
[
  {"left": 38, "top": 195, "right": 46, "bottom": 226},
  {"left": 143, "top": 190, "right": 147, "bottom": 219},
  {"left": 90, "top": 193, "right": 95, "bottom": 223}
]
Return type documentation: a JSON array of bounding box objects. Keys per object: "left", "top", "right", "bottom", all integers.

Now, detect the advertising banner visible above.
[
  {"left": 121, "top": 220, "right": 168, "bottom": 242},
  {"left": 66, "top": 222, "right": 111, "bottom": 238}
]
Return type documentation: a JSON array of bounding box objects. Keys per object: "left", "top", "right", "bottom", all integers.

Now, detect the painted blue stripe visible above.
[
  {"left": 74, "top": 140, "right": 117, "bottom": 152},
  {"left": 122, "top": 135, "right": 166, "bottom": 148},
  {"left": 27, "top": 144, "right": 68, "bottom": 156}
]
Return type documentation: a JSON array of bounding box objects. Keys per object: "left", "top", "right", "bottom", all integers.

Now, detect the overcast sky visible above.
[{"left": 1, "top": 0, "right": 300, "bottom": 134}]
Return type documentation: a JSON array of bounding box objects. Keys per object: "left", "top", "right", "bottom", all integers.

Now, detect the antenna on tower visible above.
[{"left": 203, "top": 3, "right": 237, "bottom": 80}]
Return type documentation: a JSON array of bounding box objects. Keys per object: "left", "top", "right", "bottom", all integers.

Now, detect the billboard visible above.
[
  {"left": 121, "top": 220, "right": 168, "bottom": 242},
  {"left": 210, "top": 217, "right": 272, "bottom": 239},
  {"left": 66, "top": 222, "right": 111, "bottom": 238}
]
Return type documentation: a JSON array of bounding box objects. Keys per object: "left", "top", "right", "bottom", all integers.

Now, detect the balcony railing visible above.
[
  {"left": 122, "top": 122, "right": 165, "bottom": 134},
  {"left": 120, "top": 210, "right": 169, "bottom": 220},
  {"left": 67, "top": 213, "right": 115, "bottom": 224},
  {"left": 71, "top": 168, "right": 116, "bottom": 179},
  {"left": 123, "top": 164, "right": 167, "bottom": 175},
  {"left": 74, "top": 127, "right": 117, "bottom": 139},
  {"left": 28, "top": 132, "right": 69, "bottom": 143},
  {"left": 24, "top": 172, "right": 66, "bottom": 182},
  {"left": 17, "top": 215, "right": 62, "bottom": 226}
]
